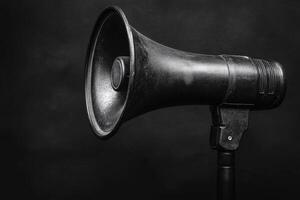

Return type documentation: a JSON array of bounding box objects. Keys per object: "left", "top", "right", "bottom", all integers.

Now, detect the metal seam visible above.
[{"left": 220, "top": 55, "right": 233, "bottom": 104}]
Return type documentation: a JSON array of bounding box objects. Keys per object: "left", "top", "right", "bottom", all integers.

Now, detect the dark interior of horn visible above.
[{"left": 86, "top": 9, "right": 132, "bottom": 137}]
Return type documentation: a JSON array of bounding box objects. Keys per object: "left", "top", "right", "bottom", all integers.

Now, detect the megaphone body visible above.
[{"left": 85, "top": 6, "right": 286, "bottom": 137}]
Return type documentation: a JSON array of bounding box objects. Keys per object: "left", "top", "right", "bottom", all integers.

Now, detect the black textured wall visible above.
[{"left": 3, "top": 0, "right": 299, "bottom": 199}]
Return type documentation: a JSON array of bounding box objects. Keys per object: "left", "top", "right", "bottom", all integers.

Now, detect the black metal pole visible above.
[{"left": 217, "top": 150, "right": 235, "bottom": 200}]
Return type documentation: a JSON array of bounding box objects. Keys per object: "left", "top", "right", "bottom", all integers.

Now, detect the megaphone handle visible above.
[{"left": 210, "top": 106, "right": 249, "bottom": 200}]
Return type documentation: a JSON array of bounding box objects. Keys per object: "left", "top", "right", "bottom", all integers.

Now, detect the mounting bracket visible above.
[{"left": 210, "top": 105, "right": 249, "bottom": 200}]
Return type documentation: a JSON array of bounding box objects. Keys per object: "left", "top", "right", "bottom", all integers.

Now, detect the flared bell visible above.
[
  {"left": 85, "top": 6, "right": 286, "bottom": 138},
  {"left": 85, "top": 7, "right": 134, "bottom": 137}
]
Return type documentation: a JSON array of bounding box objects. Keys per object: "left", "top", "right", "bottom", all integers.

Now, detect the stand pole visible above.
[{"left": 217, "top": 150, "right": 235, "bottom": 200}]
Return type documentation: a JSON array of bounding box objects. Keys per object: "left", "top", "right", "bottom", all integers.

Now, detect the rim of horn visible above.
[{"left": 85, "top": 6, "right": 135, "bottom": 138}]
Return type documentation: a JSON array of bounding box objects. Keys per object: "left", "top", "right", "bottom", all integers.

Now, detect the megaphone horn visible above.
[{"left": 85, "top": 6, "right": 286, "bottom": 138}]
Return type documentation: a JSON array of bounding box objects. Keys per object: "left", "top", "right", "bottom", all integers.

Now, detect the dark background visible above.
[{"left": 3, "top": 0, "right": 300, "bottom": 199}]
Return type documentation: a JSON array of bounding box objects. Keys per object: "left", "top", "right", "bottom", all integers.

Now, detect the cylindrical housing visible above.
[{"left": 220, "top": 55, "right": 286, "bottom": 109}]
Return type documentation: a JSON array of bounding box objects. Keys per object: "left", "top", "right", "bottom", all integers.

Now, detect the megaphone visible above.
[
  {"left": 85, "top": 6, "right": 286, "bottom": 138},
  {"left": 85, "top": 6, "right": 287, "bottom": 199}
]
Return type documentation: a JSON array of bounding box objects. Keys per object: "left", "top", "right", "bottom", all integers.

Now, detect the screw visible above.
[{"left": 228, "top": 136, "right": 233, "bottom": 141}]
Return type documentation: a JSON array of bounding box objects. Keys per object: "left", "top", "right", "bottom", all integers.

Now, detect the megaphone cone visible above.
[{"left": 85, "top": 6, "right": 286, "bottom": 138}]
